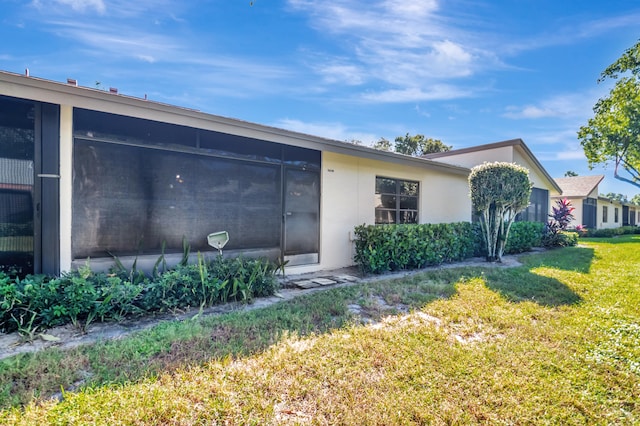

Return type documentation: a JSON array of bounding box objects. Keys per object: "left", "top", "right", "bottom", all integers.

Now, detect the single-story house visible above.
[
  {"left": 552, "top": 175, "right": 637, "bottom": 230},
  {"left": 424, "top": 139, "right": 562, "bottom": 223},
  {"left": 552, "top": 175, "right": 603, "bottom": 230},
  {"left": 1, "top": 70, "right": 478, "bottom": 276}
]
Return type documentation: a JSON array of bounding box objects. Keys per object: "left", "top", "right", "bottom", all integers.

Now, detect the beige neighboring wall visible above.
[
  {"left": 428, "top": 145, "right": 514, "bottom": 168},
  {"left": 512, "top": 150, "right": 558, "bottom": 195},
  {"left": 307, "top": 151, "right": 471, "bottom": 273},
  {"left": 597, "top": 198, "right": 623, "bottom": 229},
  {"left": 564, "top": 197, "right": 585, "bottom": 229},
  {"left": 426, "top": 139, "right": 561, "bottom": 198}
]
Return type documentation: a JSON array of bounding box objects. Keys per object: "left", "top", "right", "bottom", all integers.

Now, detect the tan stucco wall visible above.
[
  {"left": 1, "top": 73, "right": 475, "bottom": 274},
  {"left": 597, "top": 199, "right": 623, "bottom": 229},
  {"left": 512, "top": 150, "right": 559, "bottom": 196},
  {"left": 285, "top": 151, "right": 472, "bottom": 274},
  {"left": 433, "top": 145, "right": 559, "bottom": 197},
  {"left": 60, "top": 105, "right": 73, "bottom": 272},
  {"left": 430, "top": 146, "right": 514, "bottom": 168},
  {"left": 561, "top": 197, "right": 585, "bottom": 229}
]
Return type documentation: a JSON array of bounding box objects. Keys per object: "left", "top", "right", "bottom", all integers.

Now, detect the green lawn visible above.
[{"left": 1, "top": 236, "right": 638, "bottom": 424}]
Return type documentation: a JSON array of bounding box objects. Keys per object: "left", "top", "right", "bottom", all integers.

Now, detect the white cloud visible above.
[
  {"left": 31, "top": 0, "right": 106, "bottom": 14},
  {"left": 29, "top": 0, "right": 106, "bottom": 13},
  {"left": 503, "top": 91, "right": 604, "bottom": 120},
  {"left": 316, "top": 62, "right": 365, "bottom": 85},
  {"left": 361, "top": 84, "right": 473, "bottom": 103},
  {"left": 382, "top": 0, "right": 439, "bottom": 18},
  {"left": 286, "top": 0, "right": 497, "bottom": 100},
  {"left": 273, "top": 118, "right": 351, "bottom": 140},
  {"left": 272, "top": 118, "right": 377, "bottom": 143}
]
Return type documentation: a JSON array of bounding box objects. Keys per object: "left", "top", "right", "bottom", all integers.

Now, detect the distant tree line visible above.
[{"left": 371, "top": 133, "right": 451, "bottom": 156}]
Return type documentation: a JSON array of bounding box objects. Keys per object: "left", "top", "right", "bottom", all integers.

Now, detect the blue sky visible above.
[{"left": 2, "top": 0, "right": 639, "bottom": 197}]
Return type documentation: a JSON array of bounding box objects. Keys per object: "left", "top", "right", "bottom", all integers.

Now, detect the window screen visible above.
[
  {"left": 0, "top": 96, "right": 35, "bottom": 273},
  {"left": 516, "top": 187, "right": 549, "bottom": 223},
  {"left": 73, "top": 140, "right": 282, "bottom": 258}
]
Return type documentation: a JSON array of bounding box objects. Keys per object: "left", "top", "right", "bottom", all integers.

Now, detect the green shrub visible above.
[
  {"left": 503, "top": 221, "right": 545, "bottom": 254},
  {"left": 585, "top": 227, "right": 639, "bottom": 237},
  {"left": 0, "top": 255, "right": 278, "bottom": 334},
  {"left": 353, "top": 222, "right": 476, "bottom": 274},
  {"left": 541, "top": 230, "right": 578, "bottom": 248},
  {"left": 620, "top": 226, "right": 640, "bottom": 235},
  {"left": 473, "top": 221, "right": 544, "bottom": 257}
]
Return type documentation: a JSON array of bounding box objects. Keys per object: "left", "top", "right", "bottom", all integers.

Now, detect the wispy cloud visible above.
[
  {"left": 273, "top": 118, "right": 377, "bottom": 142},
  {"left": 499, "top": 11, "right": 640, "bottom": 55},
  {"left": 361, "top": 84, "right": 474, "bottom": 103},
  {"left": 286, "top": 0, "right": 511, "bottom": 102},
  {"left": 502, "top": 90, "right": 605, "bottom": 120},
  {"left": 17, "top": 1, "right": 295, "bottom": 99},
  {"left": 31, "top": 0, "right": 107, "bottom": 14},
  {"left": 31, "top": 0, "right": 178, "bottom": 18}
]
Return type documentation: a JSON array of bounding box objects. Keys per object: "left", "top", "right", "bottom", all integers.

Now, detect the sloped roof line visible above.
[
  {"left": 0, "top": 70, "right": 469, "bottom": 176},
  {"left": 553, "top": 175, "right": 604, "bottom": 198},
  {"left": 423, "top": 138, "right": 562, "bottom": 194}
]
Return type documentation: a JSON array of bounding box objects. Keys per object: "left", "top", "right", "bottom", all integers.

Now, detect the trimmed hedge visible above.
[
  {"left": 504, "top": 221, "right": 545, "bottom": 254},
  {"left": 353, "top": 222, "right": 478, "bottom": 274},
  {"left": 586, "top": 226, "right": 640, "bottom": 237},
  {"left": 354, "top": 221, "right": 546, "bottom": 274}
]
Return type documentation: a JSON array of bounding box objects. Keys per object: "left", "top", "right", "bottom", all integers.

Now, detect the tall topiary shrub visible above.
[{"left": 469, "top": 162, "right": 532, "bottom": 262}]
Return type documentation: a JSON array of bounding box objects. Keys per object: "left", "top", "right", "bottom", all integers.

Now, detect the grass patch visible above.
[{"left": 1, "top": 235, "right": 639, "bottom": 424}]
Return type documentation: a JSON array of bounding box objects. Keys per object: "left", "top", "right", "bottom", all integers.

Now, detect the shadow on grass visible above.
[
  {"left": 520, "top": 245, "right": 595, "bottom": 274},
  {"left": 0, "top": 252, "right": 588, "bottom": 409},
  {"left": 478, "top": 246, "right": 595, "bottom": 307},
  {"left": 482, "top": 267, "right": 582, "bottom": 307}
]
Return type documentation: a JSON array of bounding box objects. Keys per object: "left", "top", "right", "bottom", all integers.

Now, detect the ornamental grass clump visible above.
[{"left": 469, "top": 162, "right": 532, "bottom": 262}]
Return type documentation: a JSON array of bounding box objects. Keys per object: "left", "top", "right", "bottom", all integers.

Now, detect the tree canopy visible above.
[
  {"left": 578, "top": 40, "right": 640, "bottom": 189},
  {"left": 372, "top": 134, "right": 451, "bottom": 156},
  {"left": 601, "top": 192, "right": 628, "bottom": 203},
  {"left": 469, "top": 162, "right": 532, "bottom": 262}
]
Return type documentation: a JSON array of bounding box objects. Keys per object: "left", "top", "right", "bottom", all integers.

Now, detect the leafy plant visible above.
[
  {"left": 353, "top": 222, "right": 477, "bottom": 274},
  {"left": 469, "top": 162, "right": 532, "bottom": 262},
  {"left": 10, "top": 308, "right": 40, "bottom": 341},
  {"left": 543, "top": 198, "right": 578, "bottom": 248}
]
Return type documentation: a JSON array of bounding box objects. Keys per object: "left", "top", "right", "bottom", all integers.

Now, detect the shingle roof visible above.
[{"left": 554, "top": 175, "right": 604, "bottom": 198}]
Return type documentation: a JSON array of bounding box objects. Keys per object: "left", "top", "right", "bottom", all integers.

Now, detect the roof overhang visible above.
[
  {"left": 425, "top": 138, "right": 562, "bottom": 194},
  {"left": 0, "top": 70, "right": 469, "bottom": 177}
]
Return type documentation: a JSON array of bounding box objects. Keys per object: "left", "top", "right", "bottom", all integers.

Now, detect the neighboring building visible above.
[
  {"left": 597, "top": 196, "right": 624, "bottom": 230},
  {"left": 622, "top": 203, "right": 638, "bottom": 227},
  {"left": 552, "top": 175, "right": 637, "bottom": 230},
  {"left": 552, "top": 175, "right": 603, "bottom": 230},
  {"left": 424, "top": 139, "right": 562, "bottom": 223},
  {"left": 0, "top": 70, "right": 473, "bottom": 276}
]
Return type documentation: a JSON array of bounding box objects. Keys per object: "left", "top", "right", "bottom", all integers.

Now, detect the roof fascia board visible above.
[
  {"left": 426, "top": 138, "right": 561, "bottom": 193},
  {"left": 1, "top": 71, "right": 469, "bottom": 176}
]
